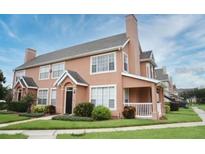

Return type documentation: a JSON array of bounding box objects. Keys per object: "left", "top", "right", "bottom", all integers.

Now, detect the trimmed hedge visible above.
[
  {"left": 74, "top": 102, "right": 94, "bottom": 117},
  {"left": 7, "top": 102, "right": 29, "bottom": 113},
  {"left": 92, "top": 106, "right": 111, "bottom": 120},
  {"left": 19, "top": 112, "right": 45, "bottom": 117},
  {"left": 45, "top": 105, "right": 56, "bottom": 114},
  {"left": 0, "top": 102, "right": 7, "bottom": 110},
  {"left": 122, "top": 106, "right": 136, "bottom": 119},
  {"left": 170, "top": 102, "right": 179, "bottom": 111},
  {"left": 52, "top": 115, "right": 93, "bottom": 121},
  {"left": 32, "top": 105, "right": 47, "bottom": 113}
]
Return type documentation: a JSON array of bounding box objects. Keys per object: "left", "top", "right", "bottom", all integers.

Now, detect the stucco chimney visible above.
[
  {"left": 24, "top": 48, "right": 36, "bottom": 63},
  {"left": 126, "top": 14, "right": 141, "bottom": 75}
]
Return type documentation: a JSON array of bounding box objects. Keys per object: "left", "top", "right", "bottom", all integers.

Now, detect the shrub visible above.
[
  {"left": 0, "top": 102, "right": 7, "bottom": 110},
  {"left": 52, "top": 115, "right": 93, "bottom": 121},
  {"left": 32, "top": 105, "right": 47, "bottom": 113},
  {"left": 45, "top": 105, "right": 56, "bottom": 114},
  {"left": 165, "top": 104, "right": 170, "bottom": 113},
  {"left": 122, "top": 106, "right": 136, "bottom": 119},
  {"left": 170, "top": 102, "right": 179, "bottom": 111},
  {"left": 92, "top": 106, "right": 111, "bottom": 120},
  {"left": 74, "top": 102, "right": 94, "bottom": 117},
  {"left": 19, "top": 112, "right": 44, "bottom": 117},
  {"left": 7, "top": 101, "right": 29, "bottom": 112},
  {"left": 21, "top": 94, "right": 36, "bottom": 112}
]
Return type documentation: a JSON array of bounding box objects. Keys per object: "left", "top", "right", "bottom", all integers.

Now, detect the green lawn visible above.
[
  {"left": 57, "top": 126, "right": 205, "bottom": 139},
  {"left": 0, "top": 134, "right": 28, "bottom": 139},
  {"left": 0, "top": 108, "right": 201, "bottom": 130},
  {"left": 0, "top": 113, "right": 30, "bottom": 124},
  {"left": 196, "top": 104, "right": 205, "bottom": 111}
]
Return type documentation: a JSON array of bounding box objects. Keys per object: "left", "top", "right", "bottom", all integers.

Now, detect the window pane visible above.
[
  {"left": 38, "top": 90, "right": 48, "bottom": 105},
  {"left": 52, "top": 63, "right": 64, "bottom": 78}
]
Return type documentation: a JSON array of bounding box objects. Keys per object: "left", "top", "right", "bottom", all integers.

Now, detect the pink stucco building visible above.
[{"left": 13, "top": 15, "right": 165, "bottom": 120}]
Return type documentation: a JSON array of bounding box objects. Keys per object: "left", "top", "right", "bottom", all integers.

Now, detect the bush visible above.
[
  {"left": 0, "top": 102, "right": 7, "bottom": 110},
  {"left": 170, "top": 102, "right": 179, "bottom": 111},
  {"left": 21, "top": 94, "right": 36, "bottom": 113},
  {"left": 7, "top": 102, "right": 29, "bottom": 112},
  {"left": 32, "top": 105, "right": 47, "bottom": 113},
  {"left": 19, "top": 112, "right": 44, "bottom": 117},
  {"left": 74, "top": 102, "right": 94, "bottom": 117},
  {"left": 122, "top": 106, "right": 136, "bottom": 119},
  {"left": 52, "top": 115, "right": 93, "bottom": 121},
  {"left": 45, "top": 105, "right": 56, "bottom": 114},
  {"left": 165, "top": 104, "right": 170, "bottom": 113},
  {"left": 92, "top": 106, "right": 111, "bottom": 120}
]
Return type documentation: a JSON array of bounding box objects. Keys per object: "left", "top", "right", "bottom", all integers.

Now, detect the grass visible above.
[
  {"left": 0, "top": 108, "right": 201, "bottom": 130},
  {"left": 0, "top": 113, "right": 30, "bottom": 124},
  {"left": 57, "top": 126, "right": 205, "bottom": 139},
  {"left": 196, "top": 104, "right": 205, "bottom": 111},
  {"left": 0, "top": 134, "right": 28, "bottom": 139}
]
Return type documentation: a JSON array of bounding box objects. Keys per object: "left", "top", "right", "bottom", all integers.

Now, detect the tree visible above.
[{"left": 0, "top": 69, "right": 8, "bottom": 100}]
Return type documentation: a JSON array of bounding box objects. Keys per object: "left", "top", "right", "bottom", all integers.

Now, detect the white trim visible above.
[
  {"left": 50, "top": 88, "right": 56, "bottom": 106},
  {"left": 51, "top": 62, "right": 65, "bottom": 79},
  {"left": 39, "top": 65, "right": 50, "bottom": 80},
  {"left": 20, "top": 77, "right": 38, "bottom": 89},
  {"left": 53, "top": 70, "right": 88, "bottom": 87},
  {"left": 121, "top": 39, "right": 130, "bottom": 49},
  {"left": 123, "top": 52, "right": 129, "bottom": 73},
  {"left": 16, "top": 46, "right": 122, "bottom": 71},
  {"left": 37, "top": 88, "right": 49, "bottom": 105},
  {"left": 124, "top": 88, "right": 129, "bottom": 103},
  {"left": 13, "top": 78, "right": 25, "bottom": 88},
  {"left": 89, "top": 84, "right": 117, "bottom": 111},
  {"left": 14, "top": 70, "right": 25, "bottom": 84},
  {"left": 90, "top": 52, "right": 117, "bottom": 75},
  {"left": 121, "top": 72, "right": 160, "bottom": 84}
]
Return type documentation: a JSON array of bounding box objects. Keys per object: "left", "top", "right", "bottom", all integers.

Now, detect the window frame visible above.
[
  {"left": 123, "top": 52, "right": 129, "bottom": 72},
  {"left": 50, "top": 88, "right": 56, "bottom": 106},
  {"left": 90, "top": 52, "right": 116, "bottom": 75},
  {"left": 89, "top": 84, "right": 117, "bottom": 111},
  {"left": 39, "top": 65, "right": 50, "bottom": 80},
  {"left": 124, "top": 88, "right": 129, "bottom": 103},
  {"left": 51, "top": 62, "right": 65, "bottom": 79},
  {"left": 37, "top": 88, "right": 49, "bottom": 105}
]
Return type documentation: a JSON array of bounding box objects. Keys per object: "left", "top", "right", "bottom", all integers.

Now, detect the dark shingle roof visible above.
[
  {"left": 155, "top": 69, "right": 169, "bottom": 81},
  {"left": 16, "top": 33, "right": 128, "bottom": 71},
  {"left": 19, "top": 78, "right": 26, "bottom": 87},
  {"left": 140, "top": 50, "right": 152, "bottom": 59},
  {"left": 22, "top": 76, "right": 38, "bottom": 87},
  {"left": 67, "top": 70, "right": 87, "bottom": 85}
]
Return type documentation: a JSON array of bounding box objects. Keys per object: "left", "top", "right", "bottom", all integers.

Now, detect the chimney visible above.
[
  {"left": 24, "top": 48, "right": 36, "bottom": 63},
  {"left": 126, "top": 14, "right": 140, "bottom": 75}
]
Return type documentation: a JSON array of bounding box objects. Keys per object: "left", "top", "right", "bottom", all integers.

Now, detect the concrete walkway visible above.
[{"left": 0, "top": 107, "right": 205, "bottom": 139}]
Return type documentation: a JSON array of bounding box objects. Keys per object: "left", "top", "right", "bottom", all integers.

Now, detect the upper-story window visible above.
[
  {"left": 52, "top": 62, "right": 64, "bottom": 79},
  {"left": 91, "top": 52, "right": 116, "bottom": 74},
  {"left": 123, "top": 53, "right": 128, "bottom": 72},
  {"left": 37, "top": 89, "right": 48, "bottom": 105},
  {"left": 15, "top": 70, "right": 25, "bottom": 82},
  {"left": 39, "top": 65, "right": 50, "bottom": 80}
]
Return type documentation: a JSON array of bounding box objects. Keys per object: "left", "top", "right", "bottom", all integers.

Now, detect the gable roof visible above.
[
  {"left": 155, "top": 68, "right": 169, "bottom": 81},
  {"left": 15, "top": 33, "right": 128, "bottom": 71},
  {"left": 140, "top": 50, "right": 152, "bottom": 59},
  {"left": 54, "top": 70, "right": 88, "bottom": 87},
  {"left": 14, "top": 76, "right": 38, "bottom": 89}
]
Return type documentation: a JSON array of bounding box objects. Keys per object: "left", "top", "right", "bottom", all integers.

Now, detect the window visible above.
[
  {"left": 91, "top": 85, "right": 116, "bottom": 110},
  {"left": 91, "top": 53, "right": 115, "bottom": 74},
  {"left": 15, "top": 70, "right": 25, "bottom": 82},
  {"left": 50, "top": 88, "right": 56, "bottom": 106},
  {"left": 124, "top": 89, "right": 129, "bottom": 103},
  {"left": 37, "top": 89, "right": 48, "bottom": 105},
  {"left": 39, "top": 65, "right": 50, "bottom": 80},
  {"left": 123, "top": 53, "right": 128, "bottom": 72},
  {"left": 52, "top": 63, "right": 64, "bottom": 79}
]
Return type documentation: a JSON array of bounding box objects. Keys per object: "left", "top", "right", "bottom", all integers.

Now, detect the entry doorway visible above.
[{"left": 65, "top": 87, "right": 73, "bottom": 114}]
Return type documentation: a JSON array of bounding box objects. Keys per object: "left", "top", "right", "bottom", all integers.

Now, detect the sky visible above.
[{"left": 0, "top": 14, "right": 205, "bottom": 89}]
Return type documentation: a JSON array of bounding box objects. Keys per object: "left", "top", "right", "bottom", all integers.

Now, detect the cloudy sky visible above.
[{"left": 0, "top": 14, "right": 205, "bottom": 88}]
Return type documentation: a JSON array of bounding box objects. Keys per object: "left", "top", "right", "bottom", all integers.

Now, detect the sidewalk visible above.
[{"left": 0, "top": 107, "right": 205, "bottom": 139}]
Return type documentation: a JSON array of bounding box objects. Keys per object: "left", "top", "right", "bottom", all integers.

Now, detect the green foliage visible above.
[
  {"left": 0, "top": 69, "right": 7, "bottom": 100},
  {"left": 170, "top": 103, "right": 179, "bottom": 111},
  {"left": 52, "top": 115, "right": 93, "bottom": 121},
  {"left": 45, "top": 105, "right": 56, "bottom": 114},
  {"left": 21, "top": 94, "right": 36, "bottom": 112},
  {"left": 122, "top": 106, "right": 136, "bottom": 119},
  {"left": 92, "top": 105, "right": 111, "bottom": 120},
  {"left": 32, "top": 105, "right": 47, "bottom": 113},
  {"left": 7, "top": 102, "right": 29, "bottom": 112},
  {"left": 74, "top": 102, "right": 94, "bottom": 117},
  {"left": 165, "top": 104, "right": 170, "bottom": 113},
  {"left": 0, "top": 102, "right": 8, "bottom": 110},
  {"left": 19, "top": 112, "right": 44, "bottom": 117}
]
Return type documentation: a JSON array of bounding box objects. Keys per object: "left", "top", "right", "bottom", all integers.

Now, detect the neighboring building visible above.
[
  {"left": 155, "top": 67, "right": 177, "bottom": 102},
  {"left": 13, "top": 15, "right": 165, "bottom": 119}
]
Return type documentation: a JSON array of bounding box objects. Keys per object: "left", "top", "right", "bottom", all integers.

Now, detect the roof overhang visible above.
[
  {"left": 140, "top": 58, "right": 157, "bottom": 67},
  {"left": 13, "top": 77, "right": 38, "bottom": 89},
  {"left": 54, "top": 70, "right": 88, "bottom": 87}
]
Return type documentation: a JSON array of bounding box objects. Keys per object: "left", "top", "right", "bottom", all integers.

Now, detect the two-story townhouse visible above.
[{"left": 13, "top": 15, "right": 165, "bottom": 119}]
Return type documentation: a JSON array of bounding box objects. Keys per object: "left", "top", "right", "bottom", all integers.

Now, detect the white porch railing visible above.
[
  {"left": 157, "top": 103, "right": 162, "bottom": 116},
  {"left": 124, "top": 102, "right": 153, "bottom": 118}
]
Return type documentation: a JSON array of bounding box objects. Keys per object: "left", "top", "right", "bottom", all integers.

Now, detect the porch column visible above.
[
  {"left": 160, "top": 87, "right": 165, "bottom": 116},
  {"left": 151, "top": 84, "right": 158, "bottom": 120}
]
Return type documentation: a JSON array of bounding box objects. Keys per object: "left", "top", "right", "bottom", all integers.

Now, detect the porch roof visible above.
[
  {"left": 54, "top": 70, "right": 88, "bottom": 87},
  {"left": 14, "top": 76, "right": 38, "bottom": 89}
]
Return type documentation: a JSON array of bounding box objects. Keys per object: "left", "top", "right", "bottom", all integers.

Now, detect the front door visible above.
[{"left": 65, "top": 88, "right": 73, "bottom": 114}]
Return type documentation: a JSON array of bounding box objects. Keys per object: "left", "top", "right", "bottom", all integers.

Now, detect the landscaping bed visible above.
[
  {"left": 57, "top": 125, "right": 205, "bottom": 139},
  {"left": 0, "top": 108, "right": 201, "bottom": 130},
  {"left": 0, "top": 133, "right": 28, "bottom": 139}
]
